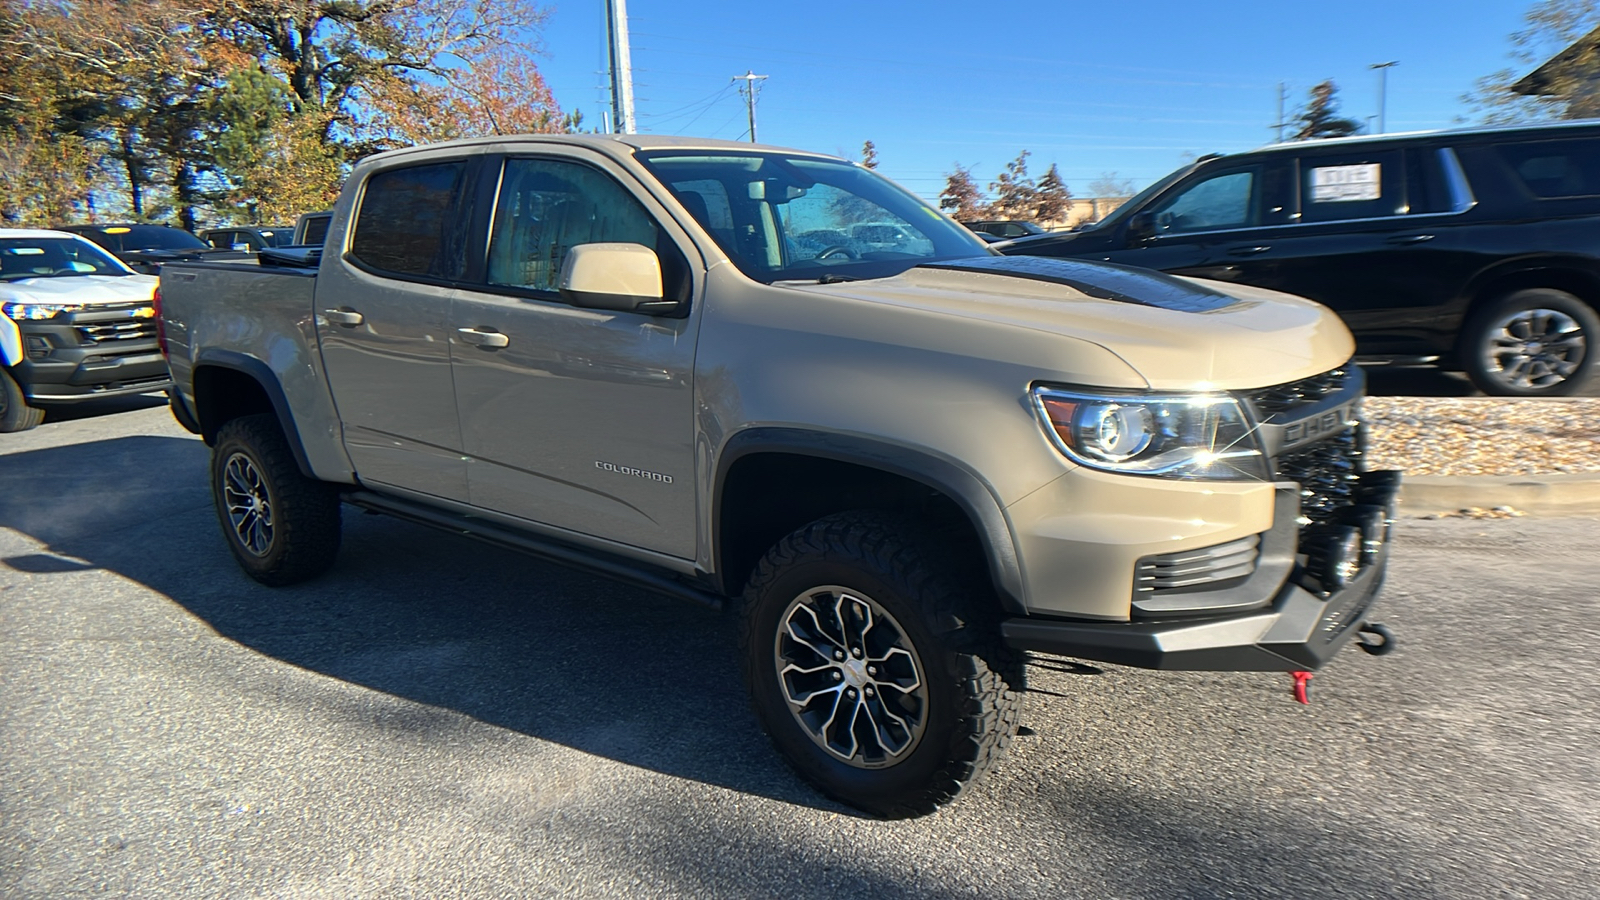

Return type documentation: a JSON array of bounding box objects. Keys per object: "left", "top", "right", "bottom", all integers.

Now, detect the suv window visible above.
[
  {"left": 350, "top": 162, "right": 467, "bottom": 279},
  {"left": 485, "top": 158, "right": 661, "bottom": 293},
  {"left": 1299, "top": 150, "right": 1403, "bottom": 223},
  {"left": 1150, "top": 169, "right": 1257, "bottom": 233},
  {"left": 1496, "top": 137, "right": 1600, "bottom": 198}
]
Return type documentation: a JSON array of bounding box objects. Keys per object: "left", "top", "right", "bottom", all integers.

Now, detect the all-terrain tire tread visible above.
[
  {"left": 213, "top": 414, "right": 341, "bottom": 586},
  {"left": 739, "top": 510, "right": 1023, "bottom": 818}
]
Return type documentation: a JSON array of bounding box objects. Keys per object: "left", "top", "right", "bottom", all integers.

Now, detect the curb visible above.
[{"left": 1398, "top": 473, "right": 1600, "bottom": 517}]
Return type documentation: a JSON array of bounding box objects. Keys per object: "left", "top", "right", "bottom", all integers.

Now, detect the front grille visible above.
[
  {"left": 77, "top": 319, "right": 157, "bottom": 344},
  {"left": 1135, "top": 534, "right": 1260, "bottom": 595},
  {"left": 1246, "top": 367, "right": 1352, "bottom": 418},
  {"left": 1275, "top": 426, "right": 1364, "bottom": 526}
]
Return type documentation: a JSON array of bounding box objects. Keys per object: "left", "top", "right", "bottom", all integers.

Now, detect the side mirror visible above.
[
  {"left": 1126, "top": 211, "right": 1156, "bottom": 242},
  {"left": 558, "top": 243, "right": 677, "bottom": 314}
]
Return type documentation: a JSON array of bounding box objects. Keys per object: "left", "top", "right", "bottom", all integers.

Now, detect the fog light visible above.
[
  {"left": 25, "top": 335, "right": 51, "bottom": 359},
  {"left": 1303, "top": 525, "right": 1362, "bottom": 595}
]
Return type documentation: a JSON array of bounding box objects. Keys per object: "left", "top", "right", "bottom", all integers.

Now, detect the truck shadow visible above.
[{"left": 0, "top": 435, "right": 838, "bottom": 813}]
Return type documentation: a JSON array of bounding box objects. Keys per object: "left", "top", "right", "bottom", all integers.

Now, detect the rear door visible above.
[
  {"left": 449, "top": 150, "right": 703, "bottom": 558},
  {"left": 315, "top": 156, "right": 478, "bottom": 501}
]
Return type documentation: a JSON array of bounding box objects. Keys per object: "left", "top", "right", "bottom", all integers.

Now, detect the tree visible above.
[
  {"left": 939, "top": 165, "right": 988, "bottom": 220},
  {"left": 1033, "top": 163, "right": 1071, "bottom": 224},
  {"left": 1292, "top": 81, "right": 1362, "bottom": 140},
  {"left": 860, "top": 140, "right": 879, "bottom": 169},
  {"left": 1087, "top": 173, "right": 1137, "bottom": 201},
  {"left": 989, "top": 150, "right": 1037, "bottom": 219},
  {"left": 1465, "top": 1, "right": 1600, "bottom": 122}
]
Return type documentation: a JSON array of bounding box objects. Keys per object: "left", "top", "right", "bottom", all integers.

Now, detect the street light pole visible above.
[{"left": 1369, "top": 61, "right": 1398, "bottom": 134}]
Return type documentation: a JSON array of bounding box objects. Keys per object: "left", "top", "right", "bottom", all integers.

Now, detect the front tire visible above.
[
  {"left": 1462, "top": 289, "right": 1599, "bottom": 396},
  {"left": 740, "top": 511, "right": 1022, "bottom": 818},
  {"left": 211, "top": 414, "right": 342, "bottom": 585},
  {"left": 0, "top": 367, "right": 45, "bottom": 433}
]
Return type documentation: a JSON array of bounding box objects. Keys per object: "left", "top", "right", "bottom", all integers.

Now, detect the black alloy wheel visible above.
[{"left": 210, "top": 414, "right": 342, "bottom": 585}]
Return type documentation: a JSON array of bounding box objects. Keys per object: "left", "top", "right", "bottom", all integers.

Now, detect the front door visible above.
[
  {"left": 315, "top": 158, "right": 475, "bottom": 501},
  {"left": 450, "top": 153, "right": 702, "bottom": 558},
  {"left": 1102, "top": 163, "right": 1291, "bottom": 276}
]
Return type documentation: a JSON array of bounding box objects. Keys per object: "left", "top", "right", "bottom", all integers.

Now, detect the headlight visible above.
[
  {"left": 3, "top": 301, "right": 84, "bottom": 320},
  {"left": 1031, "top": 386, "right": 1269, "bottom": 480}
]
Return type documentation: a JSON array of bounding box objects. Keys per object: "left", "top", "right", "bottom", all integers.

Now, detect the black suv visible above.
[
  {"left": 964, "top": 219, "right": 1047, "bottom": 239},
  {"left": 1001, "top": 122, "right": 1600, "bottom": 395}
]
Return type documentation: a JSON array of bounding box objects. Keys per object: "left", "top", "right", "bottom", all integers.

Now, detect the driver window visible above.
[
  {"left": 487, "top": 158, "right": 660, "bottom": 293},
  {"left": 1152, "top": 170, "right": 1257, "bottom": 234}
]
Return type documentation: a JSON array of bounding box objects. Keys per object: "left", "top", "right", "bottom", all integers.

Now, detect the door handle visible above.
[
  {"left": 323, "top": 309, "right": 364, "bottom": 327},
  {"left": 1387, "top": 233, "right": 1435, "bottom": 244},
  {"left": 457, "top": 327, "right": 510, "bottom": 349},
  {"left": 1226, "top": 245, "right": 1271, "bottom": 256}
]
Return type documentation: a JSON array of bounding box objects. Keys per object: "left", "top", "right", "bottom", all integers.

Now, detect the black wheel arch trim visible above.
[
  {"left": 191, "top": 348, "right": 316, "bottom": 479},
  {"left": 713, "top": 427, "right": 1028, "bottom": 614}
]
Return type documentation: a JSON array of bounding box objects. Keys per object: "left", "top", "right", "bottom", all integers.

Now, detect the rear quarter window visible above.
[
  {"left": 1495, "top": 137, "right": 1600, "bottom": 198},
  {"left": 349, "top": 162, "right": 468, "bottom": 279}
]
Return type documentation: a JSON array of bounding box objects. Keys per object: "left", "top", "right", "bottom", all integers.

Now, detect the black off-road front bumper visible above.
[{"left": 1001, "top": 471, "right": 1399, "bottom": 673}]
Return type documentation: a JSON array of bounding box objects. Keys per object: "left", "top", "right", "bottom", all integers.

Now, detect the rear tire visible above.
[
  {"left": 0, "top": 367, "right": 45, "bottom": 433},
  {"left": 740, "top": 511, "right": 1022, "bottom": 818},
  {"left": 211, "top": 414, "right": 342, "bottom": 585},
  {"left": 1461, "top": 289, "right": 1598, "bottom": 396}
]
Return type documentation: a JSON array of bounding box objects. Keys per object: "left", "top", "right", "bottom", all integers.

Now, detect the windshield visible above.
[
  {"left": 90, "top": 225, "right": 209, "bottom": 252},
  {"left": 0, "top": 237, "right": 132, "bottom": 281},
  {"left": 1075, "top": 164, "right": 1196, "bottom": 231},
  {"left": 637, "top": 151, "right": 992, "bottom": 283}
]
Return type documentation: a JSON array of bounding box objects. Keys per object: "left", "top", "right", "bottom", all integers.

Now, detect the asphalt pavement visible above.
[{"left": 3, "top": 401, "right": 1598, "bottom": 899}]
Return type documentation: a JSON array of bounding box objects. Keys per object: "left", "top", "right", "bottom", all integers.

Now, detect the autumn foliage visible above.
[{"left": 0, "top": 0, "right": 573, "bottom": 226}]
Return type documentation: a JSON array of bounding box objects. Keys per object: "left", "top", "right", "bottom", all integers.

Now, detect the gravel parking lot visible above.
[{"left": 3, "top": 401, "right": 1598, "bottom": 899}]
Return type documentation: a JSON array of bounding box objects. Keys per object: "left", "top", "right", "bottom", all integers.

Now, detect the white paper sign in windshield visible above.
[{"left": 1310, "top": 164, "right": 1381, "bottom": 202}]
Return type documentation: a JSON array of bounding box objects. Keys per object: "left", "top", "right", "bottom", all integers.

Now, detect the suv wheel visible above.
[
  {"left": 740, "top": 511, "right": 1022, "bottom": 818},
  {"left": 0, "top": 367, "right": 45, "bottom": 433},
  {"left": 1462, "top": 289, "right": 1599, "bottom": 396},
  {"left": 211, "top": 414, "right": 342, "bottom": 585}
]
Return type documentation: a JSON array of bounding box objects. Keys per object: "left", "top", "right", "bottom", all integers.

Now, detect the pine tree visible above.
[
  {"left": 939, "top": 164, "right": 988, "bottom": 220},
  {"left": 1293, "top": 81, "right": 1362, "bottom": 140},
  {"left": 1033, "top": 163, "right": 1071, "bottom": 224},
  {"left": 861, "top": 140, "right": 879, "bottom": 169},
  {"left": 989, "top": 150, "right": 1038, "bottom": 220}
]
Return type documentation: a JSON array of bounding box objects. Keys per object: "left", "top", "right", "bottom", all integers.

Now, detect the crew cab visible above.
[
  {"left": 1, "top": 229, "right": 167, "bottom": 432},
  {"left": 158, "top": 135, "right": 1397, "bottom": 817}
]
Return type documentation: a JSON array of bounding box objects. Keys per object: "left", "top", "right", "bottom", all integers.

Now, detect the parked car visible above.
[
  {"left": 58, "top": 223, "right": 247, "bottom": 274},
  {"left": 292, "top": 210, "right": 334, "bottom": 247},
  {"left": 0, "top": 228, "right": 168, "bottom": 431},
  {"left": 964, "top": 220, "right": 1047, "bottom": 239},
  {"left": 158, "top": 134, "right": 1397, "bottom": 817},
  {"left": 199, "top": 226, "right": 294, "bottom": 252},
  {"left": 1001, "top": 121, "right": 1600, "bottom": 396}
]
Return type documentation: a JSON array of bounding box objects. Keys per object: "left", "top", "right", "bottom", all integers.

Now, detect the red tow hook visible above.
[{"left": 1289, "top": 671, "right": 1313, "bottom": 705}]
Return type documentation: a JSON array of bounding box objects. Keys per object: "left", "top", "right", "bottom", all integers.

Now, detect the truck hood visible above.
[
  {"left": 795, "top": 257, "right": 1354, "bottom": 390},
  {"left": 0, "top": 274, "right": 158, "bottom": 306}
]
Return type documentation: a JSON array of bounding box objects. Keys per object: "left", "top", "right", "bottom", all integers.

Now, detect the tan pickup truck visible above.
[{"left": 158, "top": 134, "right": 1397, "bottom": 818}]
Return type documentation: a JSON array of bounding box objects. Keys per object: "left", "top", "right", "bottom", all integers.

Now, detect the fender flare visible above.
[
  {"left": 192, "top": 348, "right": 316, "bottom": 479},
  {"left": 714, "top": 427, "right": 1028, "bottom": 614}
]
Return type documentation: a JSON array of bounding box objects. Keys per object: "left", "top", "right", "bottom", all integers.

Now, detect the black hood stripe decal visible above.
[{"left": 918, "top": 256, "right": 1240, "bottom": 313}]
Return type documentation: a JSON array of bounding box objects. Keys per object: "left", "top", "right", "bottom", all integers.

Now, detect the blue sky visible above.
[{"left": 533, "top": 0, "right": 1538, "bottom": 203}]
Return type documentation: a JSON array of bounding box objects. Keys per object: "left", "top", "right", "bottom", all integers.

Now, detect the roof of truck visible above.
[{"left": 362, "top": 133, "right": 846, "bottom": 167}]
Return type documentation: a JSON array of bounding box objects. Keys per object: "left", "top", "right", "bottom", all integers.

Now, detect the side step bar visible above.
[{"left": 342, "top": 490, "right": 726, "bottom": 611}]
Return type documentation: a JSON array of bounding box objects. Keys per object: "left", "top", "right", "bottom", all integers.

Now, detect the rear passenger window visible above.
[
  {"left": 350, "top": 161, "right": 468, "bottom": 279},
  {"left": 1299, "top": 150, "right": 1402, "bottom": 222},
  {"left": 1496, "top": 138, "right": 1600, "bottom": 198}
]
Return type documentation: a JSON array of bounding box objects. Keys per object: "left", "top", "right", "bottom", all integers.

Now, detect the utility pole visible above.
[
  {"left": 1273, "top": 82, "right": 1288, "bottom": 142},
  {"left": 732, "top": 70, "right": 768, "bottom": 143},
  {"left": 1369, "top": 61, "right": 1398, "bottom": 134},
  {"left": 605, "top": 0, "right": 636, "bottom": 134}
]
